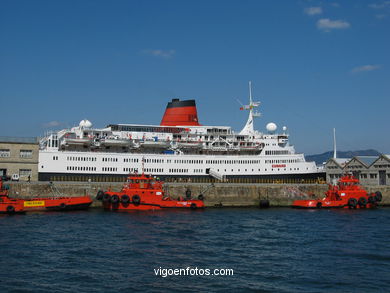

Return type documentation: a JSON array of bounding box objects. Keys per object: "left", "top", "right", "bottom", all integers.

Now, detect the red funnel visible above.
[{"left": 160, "top": 99, "right": 201, "bottom": 126}]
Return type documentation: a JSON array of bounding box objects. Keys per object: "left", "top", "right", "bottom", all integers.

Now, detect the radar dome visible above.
[
  {"left": 282, "top": 126, "right": 287, "bottom": 132},
  {"left": 79, "top": 119, "right": 92, "bottom": 128},
  {"left": 266, "top": 122, "right": 277, "bottom": 133}
]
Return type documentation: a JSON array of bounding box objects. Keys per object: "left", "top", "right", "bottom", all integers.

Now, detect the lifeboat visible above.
[
  {"left": 0, "top": 178, "right": 93, "bottom": 214},
  {"left": 292, "top": 174, "right": 382, "bottom": 209},
  {"left": 96, "top": 173, "right": 205, "bottom": 211},
  {"left": 100, "top": 137, "right": 133, "bottom": 147},
  {"left": 62, "top": 137, "right": 92, "bottom": 146},
  {"left": 140, "top": 140, "right": 170, "bottom": 148}
]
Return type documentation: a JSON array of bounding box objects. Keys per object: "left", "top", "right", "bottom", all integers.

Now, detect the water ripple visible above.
[{"left": 1, "top": 208, "right": 389, "bottom": 292}]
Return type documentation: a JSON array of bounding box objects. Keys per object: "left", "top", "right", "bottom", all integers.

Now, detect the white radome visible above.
[
  {"left": 79, "top": 119, "right": 92, "bottom": 128},
  {"left": 266, "top": 122, "right": 277, "bottom": 133}
]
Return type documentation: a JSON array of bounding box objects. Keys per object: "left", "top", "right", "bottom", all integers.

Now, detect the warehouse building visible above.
[
  {"left": 0, "top": 136, "right": 39, "bottom": 181},
  {"left": 326, "top": 154, "right": 390, "bottom": 185}
]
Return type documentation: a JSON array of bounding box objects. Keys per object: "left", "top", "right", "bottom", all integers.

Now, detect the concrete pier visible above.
[{"left": 5, "top": 182, "right": 390, "bottom": 207}]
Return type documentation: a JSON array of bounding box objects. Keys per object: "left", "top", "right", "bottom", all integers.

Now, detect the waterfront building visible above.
[
  {"left": 325, "top": 154, "right": 390, "bottom": 185},
  {"left": 0, "top": 136, "right": 39, "bottom": 181}
]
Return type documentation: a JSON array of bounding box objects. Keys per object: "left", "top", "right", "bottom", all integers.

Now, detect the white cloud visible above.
[
  {"left": 375, "top": 14, "right": 387, "bottom": 19},
  {"left": 368, "top": 1, "right": 390, "bottom": 9},
  {"left": 42, "top": 121, "right": 61, "bottom": 128},
  {"left": 304, "top": 6, "right": 323, "bottom": 15},
  {"left": 142, "top": 49, "right": 176, "bottom": 59},
  {"left": 316, "top": 18, "right": 351, "bottom": 31},
  {"left": 351, "top": 64, "right": 381, "bottom": 73}
]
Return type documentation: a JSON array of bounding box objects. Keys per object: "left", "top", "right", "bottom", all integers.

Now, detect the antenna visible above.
[
  {"left": 249, "top": 81, "right": 252, "bottom": 104},
  {"left": 333, "top": 128, "right": 337, "bottom": 159}
]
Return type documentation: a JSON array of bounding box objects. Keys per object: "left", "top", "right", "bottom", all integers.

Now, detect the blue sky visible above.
[{"left": 0, "top": 0, "right": 389, "bottom": 155}]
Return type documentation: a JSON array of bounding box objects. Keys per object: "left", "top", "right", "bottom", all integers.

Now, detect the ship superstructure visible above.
[{"left": 39, "top": 83, "right": 324, "bottom": 182}]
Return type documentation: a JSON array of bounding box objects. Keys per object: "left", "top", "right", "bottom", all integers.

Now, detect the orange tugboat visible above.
[
  {"left": 292, "top": 174, "right": 382, "bottom": 209},
  {"left": 0, "top": 178, "right": 93, "bottom": 214},
  {"left": 96, "top": 173, "right": 205, "bottom": 211}
]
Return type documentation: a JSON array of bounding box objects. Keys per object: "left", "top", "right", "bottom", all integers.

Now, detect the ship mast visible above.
[
  {"left": 239, "top": 81, "right": 261, "bottom": 135},
  {"left": 333, "top": 128, "right": 337, "bottom": 159}
]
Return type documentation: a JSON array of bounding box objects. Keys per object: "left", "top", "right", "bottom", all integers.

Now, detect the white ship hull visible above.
[
  {"left": 39, "top": 150, "right": 324, "bottom": 181},
  {"left": 39, "top": 88, "right": 324, "bottom": 182}
]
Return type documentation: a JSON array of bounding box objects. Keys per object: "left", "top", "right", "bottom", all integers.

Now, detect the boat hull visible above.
[
  {"left": 97, "top": 173, "right": 205, "bottom": 211},
  {"left": 292, "top": 199, "right": 376, "bottom": 209},
  {"left": 292, "top": 175, "right": 381, "bottom": 210},
  {"left": 0, "top": 196, "right": 93, "bottom": 214},
  {"left": 102, "top": 199, "right": 204, "bottom": 211}
]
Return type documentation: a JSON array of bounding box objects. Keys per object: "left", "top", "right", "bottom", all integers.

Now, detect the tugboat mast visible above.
[{"left": 333, "top": 128, "right": 337, "bottom": 159}]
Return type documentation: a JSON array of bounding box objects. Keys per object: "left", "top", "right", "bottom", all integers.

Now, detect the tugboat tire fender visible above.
[
  {"left": 358, "top": 197, "right": 367, "bottom": 207},
  {"left": 190, "top": 203, "right": 197, "bottom": 210},
  {"left": 316, "top": 202, "right": 322, "bottom": 209},
  {"left": 121, "top": 194, "right": 130, "bottom": 203},
  {"left": 102, "top": 193, "right": 111, "bottom": 202},
  {"left": 6, "top": 205, "right": 15, "bottom": 213},
  {"left": 375, "top": 191, "right": 382, "bottom": 202},
  {"left": 348, "top": 198, "right": 358, "bottom": 208},
  {"left": 132, "top": 194, "right": 141, "bottom": 206},
  {"left": 111, "top": 194, "right": 120, "bottom": 204}
]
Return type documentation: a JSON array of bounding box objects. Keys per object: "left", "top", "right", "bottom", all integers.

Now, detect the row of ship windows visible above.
[
  {"left": 60, "top": 157, "right": 301, "bottom": 166},
  {"left": 67, "top": 166, "right": 97, "bottom": 171},
  {"left": 265, "top": 159, "right": 299, "bottom": 164},
  {"left": 63, "top": 166, "right": 302, "bottom": 173},
  {"left": 124, "top": 158, "right": 139, "bottom": 163},
  {"left": 103, "top": 167, "right": 118, "bottom": 172},
  {"left": 103, "top": 158, "right": 118, "bottom": 162},
  {"left": 66, "top": 156, "right": 97, "bottom": 162},
  {"left": 169, "top": 169, "right": 189, "bottom": 173},
  {"left": 264, "top": 150, "right": 289, "bottom": 155},
  {"left": 124, "top": 168, "right": 139, "bottom": 172},
  {"left": 144, "top": 159, "right": 164, "bottom": 163},
  {"left": 173, "top": 159, "right": 204, "bottom": 164},
  {"left": 205, "top": 160, "right": 260, "bottom": 164},
  {"left": 145, "top": 168, "right": 164, "bottom": 173}
]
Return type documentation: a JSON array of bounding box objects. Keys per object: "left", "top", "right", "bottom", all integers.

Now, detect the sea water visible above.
[{"left": 0, "top": 208, "right": 389, "bottom": 292}]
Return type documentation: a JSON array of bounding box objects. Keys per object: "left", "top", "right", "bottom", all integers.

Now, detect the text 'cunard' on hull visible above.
[{"left": 38, "top": 82, "right": 325, "bottom": 183}]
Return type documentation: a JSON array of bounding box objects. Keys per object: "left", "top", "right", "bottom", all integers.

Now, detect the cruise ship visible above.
[{"left": 39, "top": 83, "right": 325, "bottom": 182}]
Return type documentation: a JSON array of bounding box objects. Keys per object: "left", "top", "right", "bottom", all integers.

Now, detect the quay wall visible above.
[{"left": 5, "top": 182, "right": 390, "bottom": 207}]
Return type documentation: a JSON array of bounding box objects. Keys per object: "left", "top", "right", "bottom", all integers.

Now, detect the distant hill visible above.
[{"left": 305, "top": 149, "right": 381, "bottom": 165}]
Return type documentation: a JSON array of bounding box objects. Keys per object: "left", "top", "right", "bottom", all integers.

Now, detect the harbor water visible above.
[{"left": 1, "top": 208, "right": 389, "bottom": 292}]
